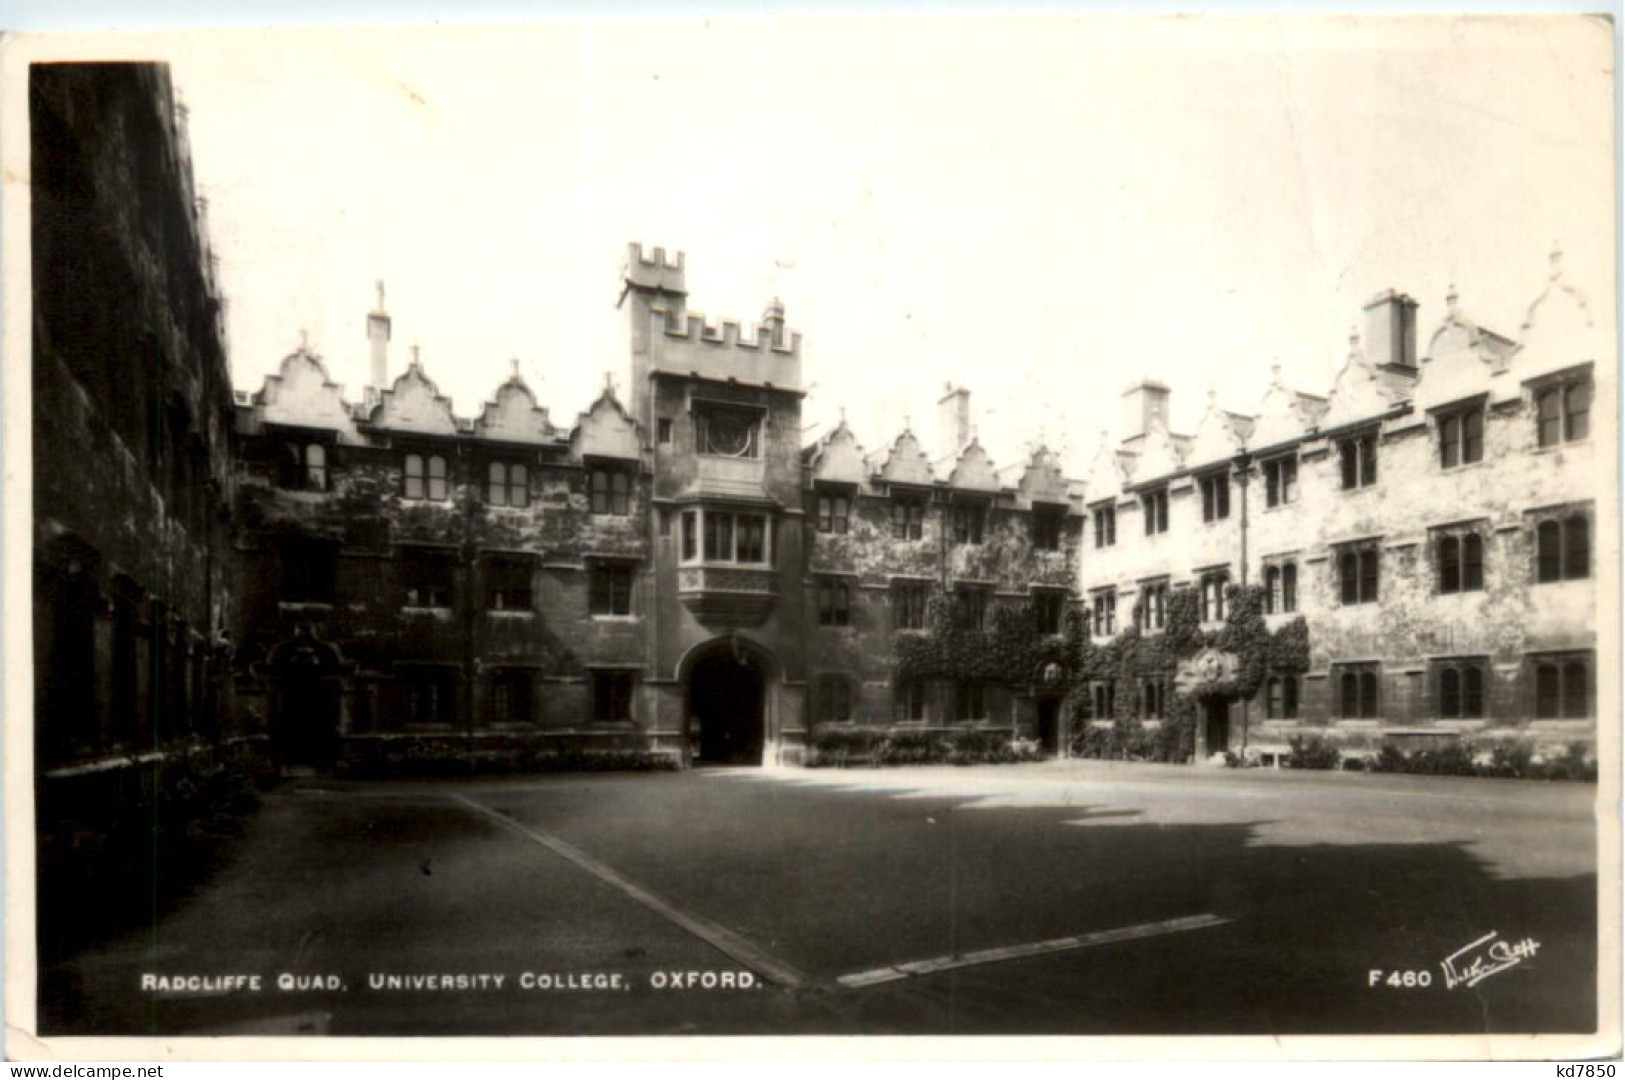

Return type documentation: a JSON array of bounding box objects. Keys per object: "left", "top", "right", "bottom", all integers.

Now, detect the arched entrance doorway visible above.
[
  {"left": 684, "top": 639, "right": 771, "bottom": 766},
  {"left": 267, "top": 626, "right": 343, "bottom": 772}
]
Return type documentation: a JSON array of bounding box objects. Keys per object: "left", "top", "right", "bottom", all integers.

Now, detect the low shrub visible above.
[
  {"left": 1287, "top": 736, "right": 1342, "bottom": 771},
  {"left": 1366, "top": 738, "right": 1593, "bottom": 782}
]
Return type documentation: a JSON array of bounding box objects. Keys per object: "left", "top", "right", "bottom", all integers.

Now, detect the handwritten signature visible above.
[{"left": 1441, "top": 930, "right": 1541, "bottom": 989}]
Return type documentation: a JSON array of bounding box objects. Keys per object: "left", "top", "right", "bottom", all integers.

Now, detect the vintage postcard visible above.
[{"left": 2, "top": 16, "right": 1618, "bottom": 1062}]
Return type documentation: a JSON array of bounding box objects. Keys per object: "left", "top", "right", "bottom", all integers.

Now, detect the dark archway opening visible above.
[
  {"left": 1204, "top": 699, "right": 1231, "bottom": 758},
  {"left": 1035, "top": 697, "right": 1062, "bottom": 757},
  {"left": 687, "top": 648, "right": 766, "bottom": 766},
  {"left": 276, "top": 672, "right": 340, "bottom": 771},
  {"left": 268, "top": 628, "right": 343, "bottom": 772}
]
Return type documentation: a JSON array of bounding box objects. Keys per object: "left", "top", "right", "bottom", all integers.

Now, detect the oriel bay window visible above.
[{"left": 679, "top": 508, "right": 772, "bottom": 565}]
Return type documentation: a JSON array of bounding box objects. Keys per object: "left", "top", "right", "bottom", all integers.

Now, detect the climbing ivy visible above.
[
  {"left": 893, "top": 589, "right": 1072, "bottom": 686},
  {"left": 890, "top": 582, "right": 1310, "bottom": 765}
]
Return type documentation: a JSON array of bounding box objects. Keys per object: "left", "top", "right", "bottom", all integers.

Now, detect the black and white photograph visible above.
[{"left": 3, "top": 14, "right": 1618, "bottom": 1060}]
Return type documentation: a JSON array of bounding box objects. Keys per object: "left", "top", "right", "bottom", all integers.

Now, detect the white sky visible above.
[{"left": 164, "top": 16, "right": 1614, "bottom": 475}]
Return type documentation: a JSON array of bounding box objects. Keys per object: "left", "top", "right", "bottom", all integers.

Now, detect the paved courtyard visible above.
[{"left": 41, "top": 760, "right": 1598, "bottom": 1037}]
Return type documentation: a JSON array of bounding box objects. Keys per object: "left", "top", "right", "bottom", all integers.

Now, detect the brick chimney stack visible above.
[
  {"left": 938, "top": 383, "right": 971, "bottom": 460},
  {"left": 1363, "top": 288, "right": 1419, "bottom": 372},
  {"left": 367, "top": 280, "right": 391, "bottom": 398}
]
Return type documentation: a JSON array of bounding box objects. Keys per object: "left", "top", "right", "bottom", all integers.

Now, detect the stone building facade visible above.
[
  {"left": 30, "top": 64, "right": 243, "bottom": 895},
  {"left": 1078, "top": 268, "right": 1604, "bottom": 762},
  {"left": 232, "top": 245, "right": 1086, "bottom": 771}
]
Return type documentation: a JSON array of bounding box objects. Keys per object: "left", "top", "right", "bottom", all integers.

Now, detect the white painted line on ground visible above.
[
  {"left": 834, "top": 913, "right": 1233, "bottom": 989},
  {"left": 450, "top": 793, "right": 811, "bottom": 991}
]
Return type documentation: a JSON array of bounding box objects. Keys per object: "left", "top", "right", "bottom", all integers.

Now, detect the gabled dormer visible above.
[
  {"left": 1185, "top": 389, "right": 1249, "bottom": 470},
  {"left": 809, "top": 417, "right": 867, "bottom": 488},
  {"left": 253, "top": 346, "right": 360, "bottom": 442},
  {"left": 1418, "top": 286, "right": 1518, "bottom": 412},
  {"left": 570, "top": 385, "right": 641, "bottom": 462},
  {"left": 371, "top": 352, "right": 459, "bottom": 437},
  {"left": 1084, "top": 431, "right": 1127, "bottom": 504},
  {"left": 1129, "top": 415, "right": 1184, "bottom": 485},
  {"left": 874, "top": 429, "right": 936, "bottom": 489},
  {"left": 1515, "top": 247, "right": 1602, "bottom": 383},
  {"left": 1016, "top": 445, "right": 1070, "bottom": 509},
  {"left": 475, "top": 366, "right": 559, "bottom": 444},
  {"left": 1249, "top": 365, "right": 1324, "bottom": 453},
  {"left": 1320, "top": 331, "right": 1401, "bottom": 432},
  {"left": 947, "top": 439, "right": 1000, "bottom": 494}
]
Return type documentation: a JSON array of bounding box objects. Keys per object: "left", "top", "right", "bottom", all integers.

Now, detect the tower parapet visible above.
[
  {"left": 622, "top": 242, "right": 687, "bottom": 296},
  {"left": 623, "top": 243, "right": 801, "bottom": 424}
]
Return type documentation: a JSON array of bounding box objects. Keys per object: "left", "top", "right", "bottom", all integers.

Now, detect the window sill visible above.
[
  {"left": 1530, "top": 439, "right": 1589, "bottom": 456},
  {"left": 1438, "top": 459, "right": 1489, "bottom": 474},
  {"left": 278, "top": 601, "right": 334, "bottom": 612},
  {"left": 401, "top": 605, "right": 453, "bottom": 615},
  {"left": 487, "top": 610, "right": 536, "bottom": 619},
  {"left": 591, "top": 613, "right": 640, "bottom": 622}
]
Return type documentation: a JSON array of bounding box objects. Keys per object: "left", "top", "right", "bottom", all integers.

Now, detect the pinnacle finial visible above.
[
  {"left": 510, "top": 357, "right": 520, "bottom": 378},
  {"left": 1349, "top": 325, "right": 1361, "bottom": 350},
  {"left": 1445, "top": 282, "right": 1459, "bottom": 310},
  {"left": 410, "top": 343, "right": 421, "bottom": 368},
  {"left": 1550, "top": 242, "right": 1564, "bottom": 279},
  {"left": 298, "top": 328, "right": 309, "bottom": 352},
  {"left": 838, "top": 405, "right": 847, "bottom": 424},
  {"left": 1270, "top": 361, "right": 1282, "bottom": 383},
  {"left": 375, "top": 280, "right": 386, "bottom": 313}
]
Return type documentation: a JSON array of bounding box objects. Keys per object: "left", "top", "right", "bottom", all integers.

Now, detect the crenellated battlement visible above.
[
  {"left": 656, "top": 307, "right": 801, "bottom": 358},
  {"left": 623, "top": 241, "right": 688, "bottom": 295}
]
